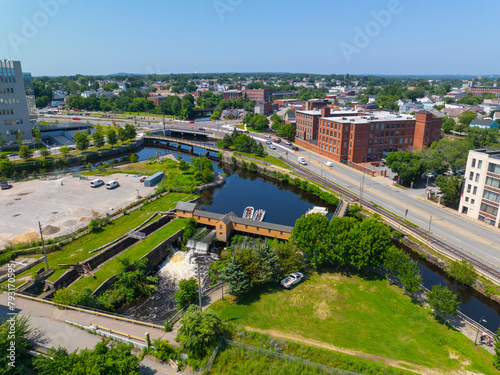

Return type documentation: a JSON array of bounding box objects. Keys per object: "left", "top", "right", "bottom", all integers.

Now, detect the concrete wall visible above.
[{"left": 92, "top": 228, "right": 183, "bottom": 297}]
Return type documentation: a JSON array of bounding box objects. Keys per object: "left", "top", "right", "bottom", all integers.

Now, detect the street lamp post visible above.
[
  {"left": 474, "top": 316, "right": 487, "bottom": 345},
  {"left": 427, "top": 216, "right": 432, "bottom": 243}
]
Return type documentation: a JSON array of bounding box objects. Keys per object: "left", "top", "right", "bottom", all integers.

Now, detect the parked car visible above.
[
  {"left": 371, "top": 162, "right": 379, "bottom": 167},
  {"left": 274, "top": 138, "right": 281, "bottom": 143},
  {"left": 72, "top": 117, "right": 80, "bottom": 120},
  {"left": 90, "top": 179, "right": 104, "bottom": 188},
  {"left": 266, "top": 140, "right": 272, "bottom": 145},
  {"left": 281, "top": 272, "right": 304, "bottom": 289},
  {"left": 292, "top": 146, "right": 299, "bottom": 151},
  {"left": 325, "top": 161, "right": 334, "bottom": 167},
  {"left": 105, "top": 180, "right": 119, "bottom": 189},
  {"left": 269, "top": 144, "right": 276, "bottom": 150},
  {"left": 284, "top": 141, "right": 292, "bottom": 146},
  {"left": 0, "top": 180, "right": 12, "bottom": 190}
]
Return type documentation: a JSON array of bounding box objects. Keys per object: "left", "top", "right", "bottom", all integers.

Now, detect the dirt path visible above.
[{"left": 241, "top": 326, "right": 482, "bottom": 375}]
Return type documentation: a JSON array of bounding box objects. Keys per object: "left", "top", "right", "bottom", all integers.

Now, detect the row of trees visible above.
[
  {"left": 242, "top": 112, "right": 270, "bottom": 132},
  {"left": 270, "top": 113, "right": 295, "bottom": 140},
  {"left": 218, "top": 130, "right": 265, "bottom": 156}
]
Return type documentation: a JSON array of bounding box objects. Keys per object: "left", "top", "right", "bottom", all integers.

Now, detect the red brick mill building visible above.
[{"left": 296, "top": 110, "right": 442, "bottom": 163}]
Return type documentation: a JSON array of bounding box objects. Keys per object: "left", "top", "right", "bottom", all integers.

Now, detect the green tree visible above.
[
  {"left": 386, "top": 151, "right": 424, "bottom": 186},
  {"left": 124, "top": 123, "right": 137, "bottom": 140},
  {"left": 0, "top": 157, "right": 14, "bottom": 178},
  {"left": 220, "top": 258, "right": 251, "bottom": 298},
  {"left": 434, "top": 175, "right": 463, "bottom": 208},
  {"left": 441, "top": 116, "right": 456, "bottom": 133},
  {"left": 175, "top": 278, "right": 198, "bottom": 310},
  {"left": 92, "top": 129, "right": 105, "bottom": 149},
  {"left": 175, "top": 305, "right": 223, "bottom": 357},
  {"left": 494, "top": 328, "right": 500, "bottom": 369},
  {"left": 182, "top": 218, "right": 198, "bottom": 243},
  {"left": 74, "top": 131, "right": 89, "bottom": 151},
  {"left": 291, "top": 214, "right": 331, "bottom": 268},
  {"left": 117, "top": 127, "right": 127, "bottom": 142},
  {"left": 34, "top": 338, "right": 140, "bottom": 375},
  {"left": 19, "top": 145, "right": 33, "bottom": 161},
  {"left": 427, "top": 284, "right": 460, "bottom": 319},
  {"left": 40, "top": 147, "right": 51, "bottom": 160},
  {"left": 59, "top": 145, "right": 71, "bottom": 156},
  {"left": 0, "top": 315, "right": 35, "bottom": 374},
  {"left": 106, "top": 128, "right": 118, "bottom": 147},
  {"left": 458, "top": 111, "right": 477, "bottom": 127},
  {"left": 447, "top": 259, "right": 477, "bottom": 286}
]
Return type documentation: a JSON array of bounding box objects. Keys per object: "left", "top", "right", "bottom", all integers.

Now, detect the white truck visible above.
[
  {"left": 281, "top": 272, "right": 304, "bottom": 289},
  {"left": 298, "top": 156, "right": 307, "bottom": 165}
]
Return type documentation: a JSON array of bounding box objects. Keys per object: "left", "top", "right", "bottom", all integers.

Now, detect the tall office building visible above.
[
  {"left": 23, "top": 73, "right": 37, "bottom": 123},
  {"left": 0, "top": 59, "right": 33, "bottom": 143}
]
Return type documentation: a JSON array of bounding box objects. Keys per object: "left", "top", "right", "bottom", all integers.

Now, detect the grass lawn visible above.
[
  {"left": 70, "top": 218, "right": 186, "bottom": 292},
  {"left": 210, "top": 271, "right": 496, "bottom": 374},
  {"left": 1, "top": 192, "right": 192, "bottom": 286}
]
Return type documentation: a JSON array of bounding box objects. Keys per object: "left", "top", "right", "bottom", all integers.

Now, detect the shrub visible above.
[
  {"left": 447, "top": 259, "right": 477, "bottom": 286},
  {"left": 152, "top": 338, "right": 177, "bottom": 362},
  {"left": 174, "top": 278, "right": 198, "bottom": 310},
  {"left": 248, "top": 162, "right": 258, "bottom": 172}
]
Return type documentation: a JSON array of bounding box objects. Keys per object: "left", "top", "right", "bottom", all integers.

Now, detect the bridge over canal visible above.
[{"left": 144, "top": 134, "right": 222, "bottom": 158}]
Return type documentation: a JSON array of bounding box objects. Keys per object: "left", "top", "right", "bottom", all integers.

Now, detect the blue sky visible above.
[{"left": 1, "top": 0, "right": 499, "bottom": 76}]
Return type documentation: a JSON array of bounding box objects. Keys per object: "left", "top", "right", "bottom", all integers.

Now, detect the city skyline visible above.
[{"left": 1, "top": 0, "right": 499, "bottom": 76}]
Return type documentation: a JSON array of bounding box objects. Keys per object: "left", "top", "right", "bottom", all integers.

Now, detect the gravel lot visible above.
[{"left": 0, "top": 173, "right": 156, "bottom": 248}]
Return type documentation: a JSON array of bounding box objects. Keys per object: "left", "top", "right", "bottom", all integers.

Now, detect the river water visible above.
[{"left": 101, "top": 146, "right": 500, "bottom": 331}]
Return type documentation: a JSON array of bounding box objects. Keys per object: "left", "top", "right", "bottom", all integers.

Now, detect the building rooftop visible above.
[{"left": 321, "top": 113, "right": 414, "bottom": 124}]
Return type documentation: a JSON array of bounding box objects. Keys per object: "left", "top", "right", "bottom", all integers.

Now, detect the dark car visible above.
[
  {"left": 0, "top": 180, "right": 12, "bottom": 190},
  {"left": 292, "top": 146, "right": 299, "bottom": 151}
]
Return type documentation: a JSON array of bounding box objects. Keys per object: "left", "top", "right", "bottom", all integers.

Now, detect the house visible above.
[
  {"left": 469, "top": 119, "right": 499, "bottom": 130},
  {"left": 493, "top": 112, "right": 500, "bottom": 121}
]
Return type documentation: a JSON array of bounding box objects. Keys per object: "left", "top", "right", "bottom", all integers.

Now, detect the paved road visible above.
[
  {"left": 254, "top": 134, "right": 500, "bottom": 280},
  {"left": 0, "top": 293, "right": 178, "bottom": 374}
]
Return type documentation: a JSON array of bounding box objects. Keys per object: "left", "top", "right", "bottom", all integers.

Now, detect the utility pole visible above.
[
  {"left": 197, "top": 262, "right": 202, "bottom": 311},
  {"left": 38, "top": 221, "right": 49, "bottom": 271},
  {"left": 427, "top": 216, "right": 432, "bottom": 243},
  {"left": 359, "top": 171, "right": 365, "bottom": 208}
]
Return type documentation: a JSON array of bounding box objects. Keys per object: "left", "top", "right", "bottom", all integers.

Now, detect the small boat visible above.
[
  {"left": 243, "top": 206, "right": 254, "bottom": 220},
  {"left": 253, "top": 209, "right": 266, "bottom": 222}
]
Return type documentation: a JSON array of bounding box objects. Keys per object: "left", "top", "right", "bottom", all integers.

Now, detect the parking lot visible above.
[{"left": 0, "top": 173, "right": 155, "bottom": 248}]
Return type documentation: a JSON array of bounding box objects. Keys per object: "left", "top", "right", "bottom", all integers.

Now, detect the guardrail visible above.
[{"left": 15, "top": 292, "right": 164, "bottom": 330}]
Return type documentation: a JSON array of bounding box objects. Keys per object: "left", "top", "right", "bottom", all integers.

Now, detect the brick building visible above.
[
  {"left": 313, "top": 110, "right": 441, "bottom": 163},
  {"left": 147, "top": 96, "right": 169, "bottom": 106},
  {"left": 302, "top": 99, "right": 330, "bottom": 111},
  {"left": 223, "top": 90, "right": 243, "bottom": 100},
  {"left": 296, "top": 108, "right": 330, "bottom": 140},
  {"left": 470, "top": 86, "right": 500, "bottom": 95},
  {"left": 242, "top": 89, "right": 272, "bottom": 104}
]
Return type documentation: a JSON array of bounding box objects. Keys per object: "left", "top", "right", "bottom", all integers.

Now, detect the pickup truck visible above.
[{"left": 281, "top": 272, "right": 304, "bottom": 289}]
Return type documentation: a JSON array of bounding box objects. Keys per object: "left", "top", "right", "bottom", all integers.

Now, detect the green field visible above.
[
  {"left": 210, "top": 271, "right": 496, "bottom": 374},
  {"left": 2, "top": 192, "right": 192, "bottom": 285},
  {"left": 235, "top": 152, "right": 290, "bottom": 170},
  {"left": 70, "top": 218, "right": 186, "bottom": 292}
]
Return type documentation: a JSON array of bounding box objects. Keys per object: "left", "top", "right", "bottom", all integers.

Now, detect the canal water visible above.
[{"left": 55, "top": 145, "right": 500, "bottom": 330}]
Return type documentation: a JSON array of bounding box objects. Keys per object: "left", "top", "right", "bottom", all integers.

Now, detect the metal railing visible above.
[{"left": 15, "top": 292, "right": 164, "bottom": 330}]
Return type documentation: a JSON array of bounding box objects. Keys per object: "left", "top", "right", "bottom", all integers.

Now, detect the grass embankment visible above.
[
  {"left": 70, "top": 218, "right": 186, "bottom": 292},
  {"left": 234, "top": 152, "right": 290, "bottom": 170},
  {"left": 2, "top": 192, "right": 192, "bottom": 286},
  {"left": 210, "top": 271, "right": 496, "bottom": 374},
  {"left": 211, "top": 339, "right": 414, "bottom": 375}
]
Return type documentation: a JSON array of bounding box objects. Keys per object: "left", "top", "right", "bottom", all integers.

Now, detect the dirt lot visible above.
[{"left": 0, "top": 173, "right": 156, "bottom": 248}]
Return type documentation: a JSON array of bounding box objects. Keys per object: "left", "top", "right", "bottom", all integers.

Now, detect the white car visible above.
[
  {"left": 285, "top": 141, "right": 292, "bottom": 146},
  {"left": 105, "top": 180, "right": 119, "bottom": 189},
  {"left": 325, "top": 161, "right": 334, "bottom": 167},
  {"left": 281, "top": 272, "right": 304, "bottom": 289},
  {"left": 90, "top": 179, "right": 104, "bottom": 188},
  {"left": 269, "top": 144, "right": 276, "bottom": 150}
]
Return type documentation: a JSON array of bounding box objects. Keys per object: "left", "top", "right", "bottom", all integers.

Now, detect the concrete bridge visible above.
[{"left": 144, "top": 135, "right": 221, "bottom": 157}]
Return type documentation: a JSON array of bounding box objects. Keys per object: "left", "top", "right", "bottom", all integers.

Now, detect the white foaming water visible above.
[{"left": 158, "top": 250, "right": 196, "bottom": 282}]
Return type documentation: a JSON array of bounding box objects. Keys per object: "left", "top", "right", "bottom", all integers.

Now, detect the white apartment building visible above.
[
  {"left": 0, "top": 59, "right": 33, "bottom": 143},
  {"left": 459, "top": 149, "right": 500, "bottom": 227}
]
